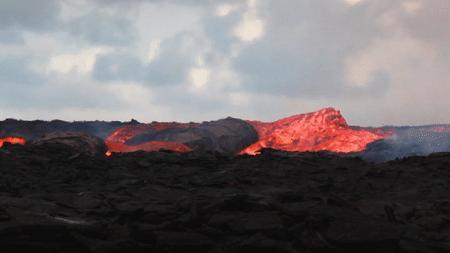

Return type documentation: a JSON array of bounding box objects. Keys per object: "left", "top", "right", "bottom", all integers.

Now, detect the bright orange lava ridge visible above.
[
  {"left": 240, "top": 108, "right": 388, "bottom": 155},
  {"left": 0, "top": 137, "right": 26, "bottom": 148}
]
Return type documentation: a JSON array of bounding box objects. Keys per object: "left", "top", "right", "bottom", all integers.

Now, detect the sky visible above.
[{"left": 0, "top": 0, "right": 449, "bottom": 126}]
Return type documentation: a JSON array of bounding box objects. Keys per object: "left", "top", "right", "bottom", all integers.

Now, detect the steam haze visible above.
[{"left": 0, "top": 0, "right": 449, "bottom": 126}]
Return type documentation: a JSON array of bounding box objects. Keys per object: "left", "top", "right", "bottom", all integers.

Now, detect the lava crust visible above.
[
  {"left": 0, "top": 143, "right": 450, "bottom": 253},
  {"left": 2, "top": 108, "right": 450, "bottom": 160}
]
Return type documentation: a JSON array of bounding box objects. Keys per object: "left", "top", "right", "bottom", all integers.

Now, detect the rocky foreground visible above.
[{"left": 0, "top": 144, "right": 450, "bottom": 253}]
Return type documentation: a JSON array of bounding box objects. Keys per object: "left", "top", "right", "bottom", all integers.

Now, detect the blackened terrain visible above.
[
  {"left": 1, "top": 143, "right": 450, "bottom": 253},
  {"left": 125, "top": 117, "right": 258, "bottom": 155},
  {"left": 0, "top": 119, "right": 130, "bottom": 140}
]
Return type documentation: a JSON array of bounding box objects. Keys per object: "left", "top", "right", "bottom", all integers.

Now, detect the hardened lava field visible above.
[{"left": 1, "top": 142, "right": 450, "bottom": 253}]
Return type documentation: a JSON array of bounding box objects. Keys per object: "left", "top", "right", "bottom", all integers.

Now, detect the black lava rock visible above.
[{"left": 0, "top": 145, "right": 449, "bottom": 252}]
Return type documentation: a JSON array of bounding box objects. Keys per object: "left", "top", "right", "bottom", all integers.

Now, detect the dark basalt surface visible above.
[
  {"left": 0, "top": 144, "right": 450, "bottom": 253},
  {"left": 126, "top": 117, "right": 259, "bottom": 155},
  {"left": 0, "top": 119, "right": 131, "bottom": 140}
]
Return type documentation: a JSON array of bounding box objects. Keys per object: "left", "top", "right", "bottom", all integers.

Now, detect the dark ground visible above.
[{"left": 1, "top": 144, "right": 450, "bottom": 253}]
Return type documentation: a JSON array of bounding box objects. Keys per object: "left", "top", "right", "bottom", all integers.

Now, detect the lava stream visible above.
[
  {"left": 105, "top": 122, "right": 195, "bottom": 154},
  {"left": 432, "top": 127, "right": 450, "bottom": 133},
  {"left": 0, "top": 137, "right": 26, "bottom": 148}
]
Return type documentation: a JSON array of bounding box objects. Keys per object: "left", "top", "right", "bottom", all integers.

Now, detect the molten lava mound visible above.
[
  {"left": 240, "top": 108, "right": 387, "bottom": 155},
  {"left": 0, "top": 137, "right": 26, "bottom": 148}
]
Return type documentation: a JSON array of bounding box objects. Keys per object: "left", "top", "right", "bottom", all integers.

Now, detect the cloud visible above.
[
  {"left": 0, "top": 29, "right": 24, "bottom": 44},
  {"left": 399, "top": 0, "right": 450, "bottom": 44},
  {"left": 189, "top": 67, "right": 210, "bottom": 89},
  {"left": 215, "top": 3, "right": 238, "bottom": 17},
  {"left": 0, "top": 57, "right": 42, "bottom": 85},
  {"left": 232, "top": 1, "right": 265, "bottom": 43},
  {"left": 232, "top": 1, "right": 386, "bottom": 98},
  {"left": 47, "top": 47, "right": 112, "bottom": 74},
  {"left": 344, "top": 0, "right": 364, "bottom": 6},
  {"left": 0, "top": 0, "right": 449, "bottom": 126},
  {"left": 66, "top": 11, "right": 137, "bottom": 46},
  {"left": 145, "top": 40, "right": 161, "bottom": 63},
  {"left": 93, "top": 32, "right": 207, "bottom": 86},
  {"left": 0, "top": 0, "right": 59, "bottom": 31},
  {"left": 402, "top": 1, "right": 422, "bottom": 14}
]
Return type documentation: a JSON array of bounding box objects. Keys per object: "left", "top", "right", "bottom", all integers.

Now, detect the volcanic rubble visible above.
[{"left": 0, "top": 139, "right": 450, "bottom": 253}]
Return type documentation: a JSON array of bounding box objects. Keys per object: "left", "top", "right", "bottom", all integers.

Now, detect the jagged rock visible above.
[
  {"left": 30, "top": 132, "right": 107, "bottom": 156},
  {"left": 229, "top": 233, "right": 296, "bottom": 253},
  {"left": 0, "top": 145, "right": 449, "bottom": 252},
  {"left": 326, "top": 220, "right": 403, "bottom": 244},
  {"left": 153, "top": 231, "right": 214, "bottom": 252},
  {"left": 243, "top": 212, "right": 283, "bottom": 232},
  {"left": 125, "top": 117, "right": 258, "bottom": 155}
]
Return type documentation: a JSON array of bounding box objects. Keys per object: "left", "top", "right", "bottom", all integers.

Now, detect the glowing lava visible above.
[
  {"left": 432, "top": 126, "right": 450, "bottom": 133},
  {"left": 105, "top": 122, "right": 195, "bottom": 154},
  {"left": 0, "top": 137, "right": 26, "bottom": 148},
  {"left": 104, "top": 108, "right": 389, "bottom": 155},
  {"left": 240, "top": 108, "right": 388, "bottom": 155}
]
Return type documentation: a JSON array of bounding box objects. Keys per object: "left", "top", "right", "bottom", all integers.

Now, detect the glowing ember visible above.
[
  {"left": 240, "top": 108, "right": 387, "bottom": 155},
  {"left": 0, "top": 137, "right": 26, "bottom": 148}
]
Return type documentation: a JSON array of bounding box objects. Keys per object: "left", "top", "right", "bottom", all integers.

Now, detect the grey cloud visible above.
[
  {"left": 203, "top": 11, "right": 243, "bottom": 54},
  {"left": 67, "top": 12, "right": 137, "bottom": 46},
  {"left": 91, "top": 0, "right": 239, "bottom": 6},
  {"left": 0, "top": 29, "right": 24, "bottom": 44},
  {"left": 151, "top": 85, "right": 230, "bottom": 119},
  {"left": 0, "top": 0, "right": 137, "bottom": 46},
  {"left": 0, "top": 0, "right": 59, "bottom": 31},
  {"left": 0, "top": 57, "right": 42, "bottom": 86},
  {"left": 0, "top": 57, "right": 47, "bottom": 109},
  {"left": 93, "top": 32, "right": 203, "bottom": 85},
  {"left": 0, "top": 75, "right": 126, "bottom": 111},
  {"left": 344, "top": 71, "right": 391, "bottom": 98},
  {"left": 0, "top": 56, "right": 119, "bottom": 112},
  {"left": 399, "top": 0, "right": 450, "bottom": 44},
  {"left": 94, "top": 54, "right": 144, "bottom": 82},
  {"left": 233, "top": 0, "right": 385, "bottom": 98},
  {"left": 0, "top": 0, "right": 449, "bottom": 125}
]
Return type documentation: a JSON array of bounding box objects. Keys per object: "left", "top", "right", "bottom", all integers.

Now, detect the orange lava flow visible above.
[
  {"left": 432, "top": 127, "right": 450, "bottom": 133},
  {"left": 103, "top": 108, "right": 389, "bottom": 156},
  {"left": 105, "top": 122, "right": 195, "bottom": 155},
  {"left": 240, "top": 108, "right": 388, "bottom": 155},
  {"left": 0, "top": 137, "right": 26, "bottom": 148}
]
